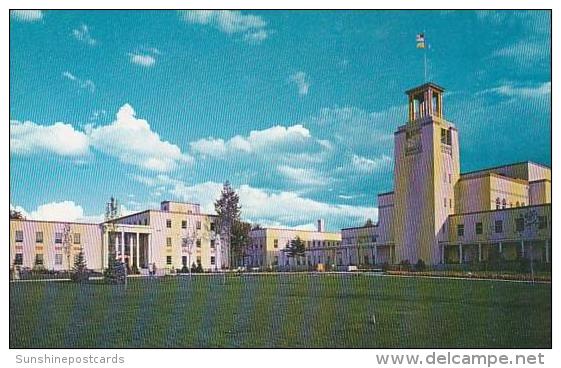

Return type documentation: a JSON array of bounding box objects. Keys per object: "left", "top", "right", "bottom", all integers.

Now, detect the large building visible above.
[
  {"left": 338, "top": 82, "right": 551, "bottom": 267},
  {"left": 247, "top": 219, "right": 341, "bottom": 269},
  {"left": 9, "top": 201, "right": 223, "bottom": 273},
  {"left": 9, "top": 82, "right": 551, "bottom": 272}
]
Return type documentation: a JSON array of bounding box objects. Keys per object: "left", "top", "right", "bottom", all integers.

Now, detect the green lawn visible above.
[{"left": 10, "top": 274, "right": 551, "bottom": 348}]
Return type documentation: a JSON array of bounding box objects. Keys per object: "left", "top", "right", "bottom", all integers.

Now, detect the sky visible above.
[{"left": 9, "top": 10, "right": 551, "bottom": 231}]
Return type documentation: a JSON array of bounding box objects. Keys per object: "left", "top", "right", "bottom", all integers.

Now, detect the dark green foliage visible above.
[
  {"left": 231, "top": 220, "right": 252, "bottom": 267},
  {"left": 415, "top": 259, "right": 426, "bottom": 271},
  {"left": 214, "top": 181, "right": 241, "bottom": 268},
  {"left": 70, "top": 250, "right": 89, "bottom": 283},
  {"left": 286, "top": 236, "right": 306, "bottom": 259},
  {"left": 10, "top": 209, "right": 25, "bottom": 219},
  {"left": 103, "top": 251, "right": 126, "bottom": 284}
]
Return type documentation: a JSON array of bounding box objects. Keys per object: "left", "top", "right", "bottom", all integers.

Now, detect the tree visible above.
[
  {"left": 71, "top": 250, "right": 89, "bottom": 283},
  {"left": 214, "top": 181, "right": 241, "bottom": 269},
  {"left": 10, "top": 209, "right": 25, "bottom": 220},
  {"left": 364, "top": 218, "right": 374, "bottom": 227},
  {"left": 103, "top": 251, "right": 126, "bottom": 284},
  {"left": 286, "top": 236, "right": 306, "bottom": 267},
  {"left": 231, "top": 221, "right": 252, "bottom": 267},
  {"left": 62, "top": 223, "right": 72, "bottom": 273}
]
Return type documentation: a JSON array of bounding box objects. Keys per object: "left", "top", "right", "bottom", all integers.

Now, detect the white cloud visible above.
[
  {"left": 351, "top": 154, "right": 392, "bottom": 173},
  {"left": 30, "top": 201, "right": 86, "bottom": 222},
  {"left": 87, "top": 104, "right": 193, "bottom": 172},
  {"left": 11, "top": 10, "right": 43, "bottom": 22},
  {"left": 129, "top": 53, "right": 156, "bottom": 67},
  {"left": 166, "top": 181, "right": 377, "bottom": 229},
  {"left": 180, "top": 10, "right": 269, "bottom": 43},
  {"left": 72, "top": 24, "right": 97, "bottom": 46},
  {"left": 10, "top": 120, "right": 90, "bottom": 156},
  {"left": 289, "top": 71, "right": 310, "bottom": 96},
  {"left": 62, "top": 71, "right": 95, "bottom": 92},
  {"left": 190, "top": 124, "right": 313, "bottom": 158},
  {"left": 479, "top": 82, "right": 551, "bottom": 99},
  {"left": 277, "top": 165, "right": 329, "bottom": 186}
]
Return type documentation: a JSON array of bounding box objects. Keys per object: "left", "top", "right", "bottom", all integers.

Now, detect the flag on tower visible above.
[{"left": 416, "top": 33, "right": 425, "bottom": 48}]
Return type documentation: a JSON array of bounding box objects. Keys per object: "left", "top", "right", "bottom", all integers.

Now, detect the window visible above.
[
  {"left": 73, "top": 233, "right": 81, "bottom": 244},
  {"left": 510, "top": 203, "right": 513, "bottom": 208},
  {"left": 372, "top": 235, "right": 377, "bottom": 243},
  {"left": 182, "top": 256, "right": 187, "bottom": 266},
  {"left": 166, "top": 219, "right": 172, "bottom": 228},
  {"left": 14, "top": 253, "right": 23, "bottom": 265},
  {"left": 166, "top": 256, "right": 172, "bottom": 265},
  {"left": 521, "top": 202, "right": 525, "bottom": 207},
  {"left": 181, "top": 220, "right": 187, "bottom": 229},
  {"left": 196, "top": 256, "right": 201, "bottom": 264},
  {"left": 515, "top": 218, "right": 525, "bottom": 232},
  {"left": 15, "top": 230, "right": 23, "bottom": 242},
  {"left": 274, "top": 256, "right": 279, "bottom": 265},
  {"left": 449, "top": 198, "right": 452, "bottom": 208},
  {"left": 538, "top": 216, "right": 547, "bottom": 230},
  {"left": 457, "top": 224, "right": 464, "bottom": 237},
  {"left": 196, "top": 239, "right": 201, "bottom": 248},
  {"left": 36, "top": 231, "right": 43, "bottom": 243},
  {"left": 449, "top": 174, "right": 452, "bottom": 184},
  {"left": 364, "top": 255, "right": 370, "bottom": 265},
  {"left": 495, "top": 220, "right": 503, "bottom": 233},
  {"left": 144, "top": 219, "right": 148, "bottom": 225},
  {"left": 444, "top": 197, "right": 447, "bottom": 207},
  {"left": 55, "top": 254, "right": 63, "bottom": 265},
  {"left": 210, "top": 222, "right": 215, "bottom": 231},
  {"left": 516, "top": 201, "right": 520, "bottom": 207},
  {"left": 274, "top": 239, "right": 278, "bottom": 248},
  {"left": 502, "top": 199, "right": 507, "bottom": 210},
  {"left": 210, "top": 239, "right": 215, "bottom": 248},
  {"left": 475, "top": 222, "right": 483, "bottom": 235},
  {"left": 35, "top": 254, "right": 44, "bottom": 266},
  {"left": 196, "top": 221, "right": 201, "bottom": 230},
  {"left": 55, "top": 232, "right": 62, "bottom": 244},
  {"left": 211, "top": 256, "right": 216, "bottom": 265},
  {"left": 496, "top": 198, "right": 501, "bottom": 210},
  {"left": 166, "top": 237, "right": 172, "bottom": 247}
]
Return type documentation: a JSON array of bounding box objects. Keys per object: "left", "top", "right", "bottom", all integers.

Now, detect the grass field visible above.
[{"left": 9, "top": 274, "right": 551, "bottom": 348}]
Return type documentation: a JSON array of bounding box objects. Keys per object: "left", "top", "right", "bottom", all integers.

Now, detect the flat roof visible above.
[
  {"left": 251, "top": 227, "right": 340, "bottom": 235},
  {"left": 405, "top": 82, "right": 445, "bottom": 95},
  {"left": 460, "top": 161, "right": 551, "bottom": 177},
  {"left": 9, "top": 218, "right": 100, "bottom": 226},
  {"left": 449, "top": 203, "right": 551, "bottom": 218}
]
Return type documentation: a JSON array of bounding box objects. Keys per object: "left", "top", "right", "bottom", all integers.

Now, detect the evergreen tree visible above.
[
  {"left": 70, "top": 250, "right": 90, "bottom": 283},
  {"left": 214, "top": 181, "right": 241, "bottom": 268},
  {"left": 10, "top": 209, "right": 25, "bottom": 219},
  {"left": 103, "top": 251, "right": 126, "bottom": 284},
  {"left": 231, "top": 220, "right": 252, "bottom": 267},
  {"left": 286, "top": 236, "right": 306, "bottom": 266}
]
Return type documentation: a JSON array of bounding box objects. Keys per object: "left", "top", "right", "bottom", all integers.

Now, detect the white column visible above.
[
  {"left": 136, "top": 232, "right": 140, "bottom": 268},
  {"left": 121, "top": 231, "right": 125, "bottom": 262},
  {"left": 129, "top": 233, "right": 134, "bottom": 267},
  {"left": 148, "top": 234, "right": 152, "bottom": 264},
  {"left": 499, "top": 242, "right": 502, "bottom": 254},
  {"left": 440, "top": 244, "right": 445, "bottom": 264},
  {"left": 115, "top": 233, "right": 120, "bottom": 260},
  {"left": 459, "top": 244, "right": 463, "bottom": 264},
  {"left": 103, "top": 230, "right": 109, "bottom": 268},
  {"left": 521, "top": 240, "right": 525, "bottom": 259},
  {"left": 545, "top": 239, "right": 550, "bottom": 263},
  {"left": 478, "top": 243, "right": 482, "bottom": 263}
]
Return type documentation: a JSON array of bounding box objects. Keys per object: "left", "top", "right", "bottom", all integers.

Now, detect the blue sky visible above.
[{"left": 9, "top": 10, "right": 551, "bottom": 230}]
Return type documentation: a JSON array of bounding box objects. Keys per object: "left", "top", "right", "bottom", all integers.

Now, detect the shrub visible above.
[
  {"left": 70, "top": 250, "right": 90, "bottom": 283},
  {"left": 415, "top": 259, "right": 426, "bottom": 272}
]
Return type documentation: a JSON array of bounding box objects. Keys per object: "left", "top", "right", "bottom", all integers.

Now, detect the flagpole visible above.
[{"left": 424, "top": 30, "right": 427, "bottom": 83}]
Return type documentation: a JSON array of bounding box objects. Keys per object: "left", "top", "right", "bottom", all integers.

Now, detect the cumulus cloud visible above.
[
  {"left": 12, "top": 104, "right": 192, "bottom": 172},
  {"left": 86, "top": 104, "right": 193, "bottom": 171},
  {"left": 180, "top": 10, "right": 269, "bottom": 43},
  {"left": 10, "top": 120, "right": 90, "bottom": 156},
  {"left": 11, "top": 10, "right": 43, "bottom": 22},
  {"left": 289, "top": 71, "right": 310, "bottom": 96},
  {"left": 128, "top": 53, "right": 156, "bottom": 67},
  {"left": 72, "top": 24, "right": 97, "bottom": 46},
  {"left": 166, "top": 181, "right": 377, "bottom": 229},
  {"left": 62, "top": 71, "right": 96, "bottom": 92},
  {"left": 190, "top": 124, "right": 314, "bottom": 159},
  {"left": 351, "top": 154, "right": 392, "bottom": 173}
]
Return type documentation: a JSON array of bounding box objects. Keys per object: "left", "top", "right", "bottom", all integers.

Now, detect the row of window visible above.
[
  {"left": 167, "top": 219, "right": 215, "bottom": 231},
  {"left": 168, "top": 255, "right": 216, "bottom": 266},
  {"left": 14, "top": 231, "right": 81, "bottom": 244},
  {"left": 456, "top": 216, "right": 547, "bottom": 237},
  {"left": 495, "top": 198, "right": 525, "bottom": 210},
  {"left": 170, "top": 237, "right": 216, "bottom": 248},
  {"left": 13, "top": 253, "right": 78, "bottom": 266}
]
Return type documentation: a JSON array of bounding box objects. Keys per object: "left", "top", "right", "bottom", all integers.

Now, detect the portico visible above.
[{"left": 102, "top": 223, "right": 152, "bottom": 270}]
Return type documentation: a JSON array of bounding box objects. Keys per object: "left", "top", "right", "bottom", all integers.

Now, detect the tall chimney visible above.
[{"left": 317, "top": 219, "right": 325, "bottom": 232}]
